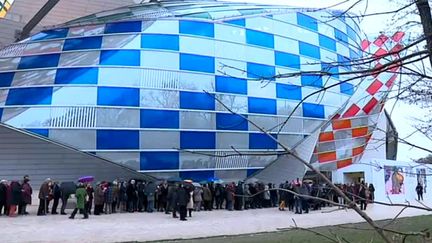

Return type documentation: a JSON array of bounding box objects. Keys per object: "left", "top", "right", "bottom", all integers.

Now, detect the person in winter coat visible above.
[
  {"left": 234, "top": 182, "right": 244, "bottom": 210},
  {"left": 158, "top": 182, "right": 168, "bottom": 212},
  {"left": 9, "top": 181, "right": 22, "bottom": 217},
  {"left": 226, "top": 183, "right": 235, "bottom": 211},
  {"left": 263, "top": 184, "right": 271, "bottom": 208},
  {"left": 137, "top": 181, "right": 145, "bottom": 212},
  {"left": 176, "top": 184, "right": 189, "bottom": 221},
  {"left": 214, "top": 184, "right": 224, "bottom": 210},
  {"left": 126, "top": 180, "right": 137, "bottom": 212},
  {"left": 85, "top": 184, "right": 94, "bottom": 215},
  {"left": 19, "top": 175, "right": 32, "bottom": 215},
  {"left": 187, "top": 189, "right": 194, "bottom": 217},
  {"left": 202, "top": 184, "right": 212, "bottom": 211},
  {"left": 416, "top": 183, "right": 424, "bottom": 201},
  {"left": 359, "top": 183, "right": 368, "bottom": 210},
  {"left": 193, "top": 186, "right": 203, "bottom": 212},
  {"left": 111, "top": 181, "right": 119, "bottom": 213},
  {"left": 69, "top": 183, "right": 88, "bottom": 219},
  {"left": 50, "top": 181, "right": 61, "bottom": 214},
  {"left": 145, "top": 181, "right": 157, "bottom": 213},
  {"left": 119, "top": 181, "right": 128, "bottom": 212},
  {"left": 0, "top": 180, "right": 8, "bottom": 216},
  {"left": 93, "top": 183, "right": 105, "bottom": 215},
  {"left": 37, "top": 178, "right": 52, "bottom": 216},
  {"left": 104, "top": 182, "right": 113, "bottom": 214},
  {"left": 167, "top": 184, "right": 178, "bottom": 217},
  {"left": 368, "top": 184, "right": 375, "bottom": 202}
]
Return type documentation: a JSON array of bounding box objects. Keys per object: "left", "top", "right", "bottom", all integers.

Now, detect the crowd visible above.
[{"left": 0, "top": 175, "right": 379, "bottom": 220}]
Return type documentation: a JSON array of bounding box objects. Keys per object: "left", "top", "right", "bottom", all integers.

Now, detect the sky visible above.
[{"left": 226, "top": 0, "right": 432, "bottom": 161}]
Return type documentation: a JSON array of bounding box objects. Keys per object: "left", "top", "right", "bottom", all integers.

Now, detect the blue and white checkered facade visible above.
[{"left": 0, "top": 1, "right": 362, "bottom": 181}]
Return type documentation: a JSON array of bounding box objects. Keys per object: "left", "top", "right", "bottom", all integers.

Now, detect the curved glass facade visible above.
[{"left": 0, "top": 1, "right": 364, "bottom": 181}]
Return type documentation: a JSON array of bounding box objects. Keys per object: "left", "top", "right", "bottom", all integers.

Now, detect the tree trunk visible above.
[{"left": 415, "top": 0, "right": 432, "bottom": 67}]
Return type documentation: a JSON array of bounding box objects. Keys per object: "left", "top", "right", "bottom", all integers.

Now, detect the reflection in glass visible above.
[
  {"left": 23, "top": 41, "right": 63, "bottom": 55},
  {"left": 96, "top": 152, "right": 140, "bottom": 170},
  {"left": 2, "top": 107, "right": 51, "bottom": 127},
  {"left": 180, "top": 111, "right": 215, "bottom": 130},
  {"left": 52, "top": 87, "right": 97, "bottom": 106},
  {"left": 180, "top": 152, "right": 216, "bottom": 169},
  {"left": 215, "top": 94, "right": 247, "bottom": 113},
  {"left": 102, "top": 34, "right": 140, "bottom": 49},
  {"left": 96, "top": 108, "right": 139, "bottom": 128},
  {"left": 49, "top": 129, "right": 96, "bottom": 149},
  {"left": 12, "top": 70, "right": 56, "bottom": 87},
  {"left": 140, "top": 89, "right": 179, "bottom": 108},
  {"left": 58, "top": 51, "right": 100, "bottom": 67},
  {"left": 140, "top": 131, "right": 180, "bottom": 149}
]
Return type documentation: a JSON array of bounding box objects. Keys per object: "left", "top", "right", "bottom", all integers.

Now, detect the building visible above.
[{"left": 0, "top": 0, "right": 402, "bottom": 186}]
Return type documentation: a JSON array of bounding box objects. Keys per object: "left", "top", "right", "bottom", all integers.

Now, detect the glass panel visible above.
[
  {"left": 140, "top": 89, "right": 179, "bottom": 108},
  {"left": 245, "top": 46, "right": 275, "bottom": 66},
  {"left": 141, "top": 51, "right": 179, "bottom": 70},
  {"left": 141, "top": 34, "right": 179, "bottom": 51},
  {"left": 277, "top": 117, "right": 303, "bottom": 133},
  {"left": 214, "top": 24, "right": 245, "bottom": 43},
  {"left": 317, "top": 141, "right": 336, "bottom": 153},
  {"left": 248, "top": 115, "right": 279, "bottom": 132},
  {"left": 96, "top": 130, "right": 139, "bottom": 149},
  {"left": 179, "top": 170, "right": 215, "bottom": 181},
  {"left": 179, "top": 72, "right": 214, "bottom": 92},
  {"left": 276, "top": 83, "right": 302, "bottom": 100},
  {"left": 63, "top": 36, "right": 102, "bottom": 51},
  {"left": 58, "top": 51, "right": 100, "bottom": 67},
  {"left": 23, "top": 40, "right": 63, "bottom": 55},
  {"left": 319, "top": 34, "right": 336, "bottom": 51},
  {"left": 102, "top": 34, "right": 140, "bottom": 49},
  {"left": 303, "top": 119, "right": 324, "bottom": 133},
  {"left": 214, "top": 41, "right": 245, "bottom": 61},
  {"left": 216, "top": 113, "right": 248, "bottom": 131},
  {"left": 96, "top": 108, "right": 139, "bottom": 128},
  {"left": 96, "top": 152, "right": 140, "bottom": 170},
  {"left": 247, "top": 80, "right": 275, "bottom": 99},
  {"left": 97, "top": 87, "right": 139, "bottom": 107},
  {"left": 215, "top": 58, "right": 247, "bottom": 78},
  {"left": 249, "top": 133, "right": 277, "bottom": 149},
  {"left": 216, "top": 132, "right": 249, "bottom": 149},
  {"left": 278, "top": 134, "right": 303, "bottom": 149},
  {"left": 246, "top": 29, "right": 274, "bottom": 48},
  {"left": 180, "top": 131, "right": 215, "bottom": 149},
  {"left": 223, "top": 18, "right": 245, "bottom": 27},
  {"left": 179, "top": 53, "right": 215, "bottom": 73},
  {"left": 299, "top": 41, "right": 321, "bottom": 59},
  {"left": 180, "top": 111, "right": 215, "bottom": 130},
  {"left": 179, "top": 153, "right": 216, "bottom": 169},
  {"left": 334, "top": 28, "right": 348, "bottom": 44},
  {"left": 2, "top": 107, "right": 51, "bottom": 127},
  {"left": 301, "top": 74, "right": 323, "bottom": 88},
  {"left": 49, "top": 129, "right": 96, "bottom": 149},
  {"left": 248, "top": 97, "right": 276, "bottom": 115},
  {"left": 179, "top": 20, "right": 214, "bottom": 37},
  {"left": 180, "top": 91, "right": 215, "bottom": 110},
  {"left": 140, "top": 131, "right": 179, "bottom": 149},
  {"left": 51, "top": 87, "right": 97, "bottom": 106},
  {"left": 55, "top": 67, "right": 98, "bottom": 85},
  {"left": 180, "top": 36, "right": 215, "bottom": 56},
  {"left": 104, "top": 21, "right": 142, "bottom": 34},
  {"left": 140, "top": 152, "right": 179, "bottom": 170},
  {"left": 6, "top": 87, "right": 52, "bottom": 105},
  {"left": 68, "top": 24, "right": 104, "bottom": 37},
  {"left": 215, "top": 76, "right": 247, "bottom": 95},
  {"left": 100, "top": 50, "right": 140, "bottom": 66},
  {"left": 275, "top": 51, "right": 300, "bottom": 69},
  {"left": 0, "top": 72, "right": 13, "bottom": 87},
  {"left": 303, "top": 103, "right": 325, "bottom": 118},
  {"left": 215, "top": 170, "right": 247, "bottom": 181},
  {"left": 17, "top": 54, "right": 60, "bottom": 69},
  {"left": 140, "top": 109, "right": 179, "bottom": 128},
  {"left": 277, "top": 100, "right": 303, "bottom": 116},
  {"left": 0, "top": 57, "right": 19, "bottom": 71},
  {"left": 215, "top": 94, "right": 247, "bottom": 113},
  {"left": 297, "top": 13, "right": 318, "bottom": 31},
  {"left": 340, "top": 82, "right": 354, "bottom": 95},
  {"left": 30, "top": 28, "right": 69, "bottom": 41},
  {"left": 98, "top": 67, "right": 140, "bottom": 86},
  {"left": 247, "top": 62, "right": 275, "bottom": 80}
]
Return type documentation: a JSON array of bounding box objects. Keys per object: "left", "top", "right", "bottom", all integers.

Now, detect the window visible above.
[
  {"left": 6, "top": 87, "right": 52, "bottom": 105},
  {"left": 105, "top": 21, "right": 142, "bottom": 34},
  {"left": 276, "top": 83, "right": 302, "bottom": 100},
  {"left": 340, "top": 82, "right": 354, "bottom": 95},
  {"left": 334, "top": 28, "right": 348, "bottom": 44},
  {"left": 0, "top": 72, "right": 14, "bottom": 87},
  {"left": 246, "top": 29, "right": 274, "bottom": 49},
  {"left": 299, "top": 42, "right": 320, "bottom": 59},
  {"left": 96, "top": 108, "right": 139, "bottom": 128},
  {"left": 248, "top": 97, "right": 276, "bottom": 115},
  {"left": 17, "top": 54, "right": 60, "bottom": 69},
  {"left": 55, "top": 68, "right": 98, "bottom": 85},
  {"left": 140, "top": 109, "right": 179, "bottom": 128},
  {"left": 141, "top": 34, "right": 179, "bottom": 51},
  {"left": 215, "top": 76, "right": 247, "bottom": 95},
  {"left": 30, "top": 28, "right": 69, "bottom": 41},
  {"left": 302, "top": 103, "right": 325, "bottom": 118},
  {"left": 301, "top": 74, "right": 323, "bottom": 88},
  {"left": 100, "top": 50, "right": 140, "bottom": 66},
  {"left": 297, "top": 13, "right": 318, "bottom": 31},
  {"left": 179, "top": 20, "right": 214, "bottom": 38},
  {"left": 63, "top": 36, "right": 102, "bottom": 51},
  {"left": 180, "top": 131, "right": 215, "bottom": 149},
  {"left": 247, "top": 62, "right": 275, "bottom": 80},
  {"left": 322, "top": 63, "right": 339, "bottom": 79},
  {"left": 180, "top": 91, "right": 215, "bottom": 110},
  {"left": 97, "top": 87, "right": 139, "bottom": 107},
  {"left": 275, "top": 51, "right": 300, "bottom": 69},
  {"left": 96, "top": 130, "right": 139, "bottom": 149},
  {"left": 140, "top": 152, "right": 179, "bottom": 170},
  {"left": 319, "top": 34, "right": 336, "bottom": 51},
  {"left": 180, "top": 53, "right": 215, "bottom": 73},
  {"left": 249, "top": 133, "right": 277, "bottom": 149},
  {"left": 216, "top": 113, "right": 248, "bottom": 131}
]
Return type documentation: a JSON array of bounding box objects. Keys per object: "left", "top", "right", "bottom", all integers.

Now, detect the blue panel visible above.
[
  {"left": 349, "top": 49, "right": 361, "bottom": 60},
  {"left": 180, "top": 131, "right": 215, "bottom": 149},
  {"left": 97, "top": 130, "right": 139, "bottom": 149},
  {"left": 340, "top": 82, "right": 354, "bottom": 95},
  {"left": 179, "top": 20, "right": 214, "bottom": 38},
  {"left": 247, "top": 169, "right": 261, "bottom": 177},
  {"left": 215, "top": 76, "right": 247, "bottom": 95},
  {"left": 105, "top": 21, "right": 142, "bottom": 34},
  {"left": 299, "top": 42, "right": 321, "bottom": 59},
  {"left": 180, "top": 91, "right": 215, "bottom": 110},
  {"left": 347, "top": 25, "right": 358, "bottom": 41},
  {"left": 180, "top": 170, "right": 215, "bottom": 181},
  {"left": 276, "top": 83, "right": 302, "bottom": 100},
  {"left": 337, "top": 54, "right": 352, "bottom": 70},
  {"left": 297, "top": 13, "right": 318, "bottom": 31},
  {"left": 30, "top": 28, "right": 69, "bottom": 41},
  {"left": 224, "top": 19, "right": 245, "bottom": 26},
  {"left": 63, "top": 36, "right": 102, "bottom": 51},
  {"left": 0, "top": 108, "right": 3, "bottom": 121},
  {"left": 141, "top": 34, "right": 179, "bottom": 51},
  {"left": 17, "top": 54, "right": 60, "bottom": 69},
  {"left": 55, "top": 68, "right": 98, "bottom": 85},
  {"left": 216, "top": 113, "right": 248, "bottom": 131},
  {"left": 100, "top": 50, "right": 140, "bottom": 66},
  {"left": 140, "top": 109, "right": 179, "bottom": 128},
  {"left": 303, "top": 103, "right": 325, "bottom": 118},
  {"left": 6, "top": 87, "right": 52, "bottom": 105},
  {"left": 180, "top": 53, "right": 215, "bottom": 73},
  {"left": 26, "top": 129, "right": 49, "bottom": 137},
  {"left": 0, "top": 72, "right": 14, "bottom": 87},
  {"left": 249, "top": 133, "right": 277, "bottom": 149},
  {"left": 334, "top": 28, "right": 348, "bottom": 44},
  {"left": 319, "top": 34, "right": 336, "bottom": 51},
  {"left": 246, "top": 29, "right": 274, "bottom": 48},
  {"left": 140, "top": 152, "right": 179, "bottom": 170},
  {"left": 97, "top": 87, "right": 139, "bottom": 107},
  {"left": 248, "top": 97, "right": 276, "bottom": 115},
  {"left": 247, "top": 62, "right": 275, "bottom": 80},
  {"left": 322, "top": 63, "right": 339, "bottom": 79},
  {"left": 301, "top": 75, "right": 323, "bottom": 88},
  {"left": 275, "top": 51, "right": 300, "bottom": 69}
]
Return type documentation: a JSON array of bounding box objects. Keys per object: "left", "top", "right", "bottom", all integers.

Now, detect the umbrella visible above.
[
  {"left": 78, "top": 176, "right": 94, "bottom": 183},
  {"left": 214, "top": 179, "right": 224, "bottom": 184},
  {"left": 192, "top": 182, "right": 202, "bottom": 187},
  {"left": 167, "top": 176, "right": 183, "bottom": 182},
  {"left": 184, "top": 179, "right": 193, "bottom": 183},
  {"left": 207, "top": 177, "right": 220, "bottom": 182},
  {"left": 60, "top": 181, "right": 76, "bottom": 195}
]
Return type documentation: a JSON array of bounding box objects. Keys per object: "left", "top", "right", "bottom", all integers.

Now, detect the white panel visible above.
[
  {"left": 215, "top": 58, "right": 247, "bottom": 78},
  {"left": 216, "top": 132, "right": 249, "bottom": 149},
  {"left": 247, "top": 80, "right": 276, "bottom": 99},
  {"left": 300, "top": 56, "right": 322, "bottom": 72},
  {"left": 274, "top": 36, "right": 299, "bottom": 54},
  {"left": 179, "top": 36, "right": 215, "bottom": 56},
  {"left": 320, "top": 48, "right": 338, "bottom": 63},
  {"left": 102, "top": 34, "right": 141, "bottom": 49},
  {"left": 141, "top": 51, "right": 179, "bottom": 70},
  {"left": 275, "top": 67, "right": 301, "bottom": 86},
  {"left": 246, "top": 17, "right": 274, "bottom": 33},
  {"left": 98, "top": 67, "right": 141, "bottom": 86},
  {"left": 336, "top": 42, "right": 350, "bottom": 57},
  {"left": 282, "top": 25, "right": 319, "bottom": 46},
  {"left": 214, "top": 24, "right": 246, "bottom": 43},
  {"left": 140, "top": 131, "right": 180, "bottom": 149},
  {"left": 318, "top": 24, "right": 335, "bottom": 38},
  {"left": 272, "top": 13, "right": 297, "bottom": 24},
  {"left": 245, "top": 46, "right": 274, "bottom": 65},
  {"left": 214, "top": 41, "right": 246, "bottom": 61},
  {"left": 52, "top": 87, "right": 97, "bottom": 106},
  {"left": 143, "top": 20, "right": 179, "bottom": 34}
]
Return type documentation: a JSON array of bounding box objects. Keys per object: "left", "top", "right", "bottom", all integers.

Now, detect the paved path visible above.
[{"left": 0, "top": 200, "right": 431, "bottom": 243}]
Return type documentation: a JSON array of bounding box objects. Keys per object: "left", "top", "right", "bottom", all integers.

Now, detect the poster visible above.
[{"left": 384, "top": 166, "right": 405, "bottom": 195}]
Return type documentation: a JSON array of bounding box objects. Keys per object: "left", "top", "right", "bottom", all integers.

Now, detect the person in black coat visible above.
[
  {"left": 0, "top": 180, "right": 8, "bottom": 216},
  {"left": 51, "top": 182, "right": 61, "bottom": 214},
  {"left": 126, "top": 180, "right": 137, "bottom": 212},
  {"left": 416, "top": 183, "right": 424, "bottom": 201},
  {"left": 176, "top": 184, "right": 189, "bottom": 221},
  {"left": 9, "top": 181, "right": 22, "bottom": 217},
  {"left": 234, "top": 182, "right": 244, "bottom": 210},
  {"left": 167, "top": 184, "right": 178, "bottom": 217}
]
